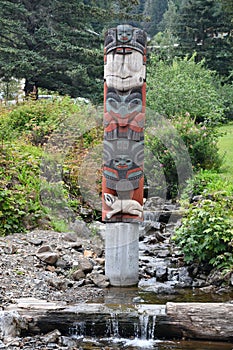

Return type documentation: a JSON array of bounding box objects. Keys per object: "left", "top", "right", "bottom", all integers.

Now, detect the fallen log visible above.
[
  {"left": 4, "top": 298, "right": 233, "bottom": 342},
  {"left": 156, "top": 302, "right": 233, "bottom": 342}
]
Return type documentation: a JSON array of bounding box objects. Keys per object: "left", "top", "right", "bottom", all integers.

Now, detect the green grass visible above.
[{"left": 218, "top": 122, "right": 233, "bottom": 181}]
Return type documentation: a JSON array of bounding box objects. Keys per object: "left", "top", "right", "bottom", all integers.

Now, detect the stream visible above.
[{"left": 65, "top": 287, "right": 233, "bottom": 350}]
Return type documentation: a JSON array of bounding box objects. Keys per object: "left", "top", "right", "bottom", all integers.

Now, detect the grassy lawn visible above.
[{"left": 218, "top": 122, "right": 233, "bottom": 182}]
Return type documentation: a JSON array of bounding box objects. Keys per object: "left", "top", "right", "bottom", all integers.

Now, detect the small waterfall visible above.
[
  {"left": 105, "top": 313, "right": 119, "bottom": 337},
  {"left": 134, "top": 314, "right": 157, "bottom": 340},
  {"left": 69, "top": 312, "right": 157, "bottom": 341},
  {"left": 69, "top": 321, "right": 86, "bottom": 338}
]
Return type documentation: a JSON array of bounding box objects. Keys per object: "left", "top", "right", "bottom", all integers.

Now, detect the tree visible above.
[
  {"left": 171, "top": 0, "right": 233, "bottom": 79},
  {"left": 0, "top": 0, "right": 140, "bottom": 102},
  {"left": 221, "top": 0, "right": 233, "bottom": 22},
  {"left": 143, "top": 0, "right": 168, "bottom": 37}
]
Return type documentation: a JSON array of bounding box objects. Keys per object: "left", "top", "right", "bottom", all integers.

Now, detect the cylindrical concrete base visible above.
[{"left": 105, "top": 223, "right": 139, "bottom": 286}]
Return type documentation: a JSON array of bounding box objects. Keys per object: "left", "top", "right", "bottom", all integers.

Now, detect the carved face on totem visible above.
[
  {"left": 106, "top": 89, "right": 142, "bottom": 121},
  {"left": 117, "top": 25, "right": 133, "bottom": 43},
  {"left": 104, "top": 50, "right": 146, "bottom": 91},
  {"left": 112, "top": 155, "right": 133, "bottom": 169}
]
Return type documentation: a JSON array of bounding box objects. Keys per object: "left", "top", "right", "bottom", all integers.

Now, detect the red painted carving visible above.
[{"left": 102, "top": 25, "right": 147, "bottom": 222}]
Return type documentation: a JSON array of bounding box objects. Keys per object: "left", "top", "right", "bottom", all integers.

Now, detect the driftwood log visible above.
[
  {"left": 156, "top": 302, "right": 233, "bottom": 342},
  {"left": 5, "top": 299, "right": 233, "bottom": 342}
]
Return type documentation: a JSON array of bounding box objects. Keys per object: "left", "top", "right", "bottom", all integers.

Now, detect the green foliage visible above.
[
  {"left": 145, "top": 116, "right": 222, "bottom": 198},
  {"left": 166, "top": 0, "right": 233, "bottom": 79},
  {"left": 0, "top": 97, "right": 104, "bottom": 234},
  {"left": 147, "top": 54, "right": 225, "bottom": 124},
  {"left": 218, "top": 82, "right": 233, "bottom": 121},
  {"left": 0, "top": 142, "right": 45, "bottom": 235},
  {"left": 218, "top": 122, "right": 233, "bottom": 182},
  {"left": 143, "top": 0, "right": 168, "bottom": 36},
  {"left": 0, "top": 1, "right": 143, "bottom": 102},
  {"left": 173, "top": 116, "right": 223, "bottom": 170},
  {"left": 0, "top": 96, "right": 82, "bottom": 145},
  {"left": 174, "top": 171, "right": 233, "bottom": 271}
]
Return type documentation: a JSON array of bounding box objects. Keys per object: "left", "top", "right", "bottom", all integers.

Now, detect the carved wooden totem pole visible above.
[
  {"left": 103, "top": 24, "right": 147, "bottom": 223},
  {"left": 103, "top": 25, "right": 147, "bottom": 286}
]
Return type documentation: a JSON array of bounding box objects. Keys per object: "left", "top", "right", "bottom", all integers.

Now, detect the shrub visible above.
[
  {"left": 145, "top": 116, "right": 223, "bottom": 198},
  {"left": 0, "top": 96, "right": 84, "bottom": 145},
  {"left": 147, "top": 54, "right": 225, "bottom": 124},
  {"left": 0, "top": 142, "right": 45, "bottom": 234},
  {"left": 173, "top": 172, "right": 233, "bottom": 271}
]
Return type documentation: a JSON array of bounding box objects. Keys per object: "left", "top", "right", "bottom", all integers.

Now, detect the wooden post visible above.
[{"left": 103, "top": 25, "right": 147, "bottom": 286}]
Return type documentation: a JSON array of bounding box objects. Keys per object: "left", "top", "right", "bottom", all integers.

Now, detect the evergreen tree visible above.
[
  {"left": 172, "top": 0, "right": 233, "bottom": 78},
  {"left": 0, "top": 0, "right": 139, "bottom": 102},
  {"left": 143, "top": 0, "right": 168, "bottom": 37},
  {"left": 221, "top": 0, "right": 233, "bottom": 21}
]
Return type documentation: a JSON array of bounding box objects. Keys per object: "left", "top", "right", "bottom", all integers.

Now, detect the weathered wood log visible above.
[
  {"left": 5, "top": 299, "right": 233, "bottom": 342},
  {"left": 5, "top": 298, "right": 165, "bottom": 338},
  {"left": 156, "top": 302, "right": 233, "bottom": 342}
]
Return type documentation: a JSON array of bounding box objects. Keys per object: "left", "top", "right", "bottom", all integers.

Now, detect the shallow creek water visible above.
[{"left": 70, "top": 287, "right": 233, "bottom": 350}]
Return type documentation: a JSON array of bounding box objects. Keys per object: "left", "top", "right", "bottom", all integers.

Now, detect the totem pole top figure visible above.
[
  {"left": 104, "top": 24, "right": 147, "bottom": 55},
  {"left": 104, "top": 25, "right": 147, "bottom": 92}
]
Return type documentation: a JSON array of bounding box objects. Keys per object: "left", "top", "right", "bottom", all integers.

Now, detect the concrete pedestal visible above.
[{"left": 105, "top": 223, "right": 139, "bottom": 286}]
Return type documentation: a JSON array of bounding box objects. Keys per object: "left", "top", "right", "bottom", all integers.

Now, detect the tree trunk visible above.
[{"left": 24, "top": 79, "right": 38, "bottom": 100}]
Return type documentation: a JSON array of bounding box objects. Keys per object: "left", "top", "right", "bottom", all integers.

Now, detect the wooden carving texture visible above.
[{"left": 102, "top": 25, "right": 147, "bottom": 222}]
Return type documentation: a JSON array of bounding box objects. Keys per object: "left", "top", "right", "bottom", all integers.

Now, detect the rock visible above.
[
  {"left": 55, "top": 258, "right": 71, "bottom": 269},
  {"left": 36, "top": 246, "right": 59, "bottom": 265},
  {"left": 95, "top": 258, "right": 105, "bottom": 266},
  {"left": 88, "top": 221, "right": 106, "bottom": 241},
  {"left": 72, "top": 269, "right": 85, "bottom": 281},
  {"left": 27, "top": 238, "right": 43, "bottom": 246},
  {"left": 83, "top": 249, "right": 94, "bottom": 258},
  {"left": 156, "top": 265, "right": 168, "bottom": 282},
  {"left": 199, "top": 285, "right": 216, "bottom": 293},
  {"left": 139, "top": 279, "right": 178, "bottom": 294},
  {"left": 78, "top": 258, "right": 93, "bottom": 273},
  {"left": 157, "top": 249, "right": 171, "bottom": 258},
  {"left": 69, "top": 220, "right": 91, "bottom": 238},
  {"left": 0, "top": 340, "right": 5, "bottom": 348},
  {"left": 60, "top": 336, "right": 78, "bottom": 347},
  {"left": 36, "top": 245, "right": 53, "bottom": 254},
  {"left": 144, "top": 196, "right": 165, "bottom": 210},
  {"left": 63, "top": 232, "right": 78, "bottom": 242},
  {"left": 0, "top": 311, "right": 27, "bottom": 339},
  {"left": 90, "top": 273, "right": 110, "bottom": 288},
  {"left": 42, "top": 329, "right": 61, "bottom": 343},
  {"left": 36, "top": 251, "right": 59, "bottom": 265},
  {"left": 177, "top": 267, "right": 193, "bottom": 286},
  {"left": 48, "top": 278, "right": 68, "bottom": 291},
  {"left": 192, "top": 278, "right": 207, "bottom": 288},
  {"left": 207, "top": 269, "right": 228, "bottom": 286}
]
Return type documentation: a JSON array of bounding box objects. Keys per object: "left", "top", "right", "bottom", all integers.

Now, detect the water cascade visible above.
[{"left": 69, "top": 310, "right": 160, "bottom": 349}]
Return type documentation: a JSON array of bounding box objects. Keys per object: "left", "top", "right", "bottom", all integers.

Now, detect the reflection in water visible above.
[{"left": 101, "top": 286, "right": 233, "bottom": 305}]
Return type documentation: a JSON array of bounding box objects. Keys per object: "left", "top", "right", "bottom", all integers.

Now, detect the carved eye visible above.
[{"left": 107, "top": 98, "right": 118, "bottom": 110}]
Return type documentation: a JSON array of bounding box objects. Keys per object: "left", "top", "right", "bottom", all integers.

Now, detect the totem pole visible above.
[{"left": 103, "top": 25, "right": 147, "bottom": 286}]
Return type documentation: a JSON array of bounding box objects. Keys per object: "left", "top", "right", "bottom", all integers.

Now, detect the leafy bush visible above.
[
  {"left": 0, "top": 98, "right": 103, "bottom": 234},
  {"left": 145, "top": 116, "right": 223, "bottom": 198},
  {"left": 173, "top": 172, "right": 233, "bottom": 271},
  {"left": 0, "top": 142, "right": 45, "bottom": 234},
  {"left": 147, "top": 54, "right": 225, "bottom": 124},
  {"left": 219, "top": 81, "right": 233, "bottom": 121},
  {"left": 0, "top": 96, "right": 83, "bottom": 145}
]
